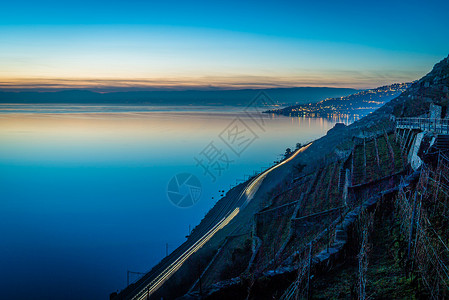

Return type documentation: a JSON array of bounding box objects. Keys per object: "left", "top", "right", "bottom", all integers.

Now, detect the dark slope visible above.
[
  {"left": 266, "top": 83, "right": 410, "bottom": 118},
  {"left": 174, "top": 55, "right": 449, "bottom": 299},
  {"left": 295, "top": 55, "right": 449, "bottom": 169}
]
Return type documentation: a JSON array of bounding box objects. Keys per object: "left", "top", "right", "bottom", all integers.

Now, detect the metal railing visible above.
[{"left": 396, "top": 118, "right": 449, "bottom": 134}]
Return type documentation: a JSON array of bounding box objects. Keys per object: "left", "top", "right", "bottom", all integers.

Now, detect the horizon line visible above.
[
  {"left": 0, "top": 76, "right": 416, "bottom": 92},
  {"left": 0, "top": 82, "right": 412, "bottom": 93},
  {"left": 0, "top": 85, "right": 366, "bottom": 93}
]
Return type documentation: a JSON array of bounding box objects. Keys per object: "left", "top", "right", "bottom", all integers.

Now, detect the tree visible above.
[
  {"left": 296, "top": 142, "right": 302, "bottom": 149},
  {"left": 285, "top": 148, "right": 292, "bottom": 158}
]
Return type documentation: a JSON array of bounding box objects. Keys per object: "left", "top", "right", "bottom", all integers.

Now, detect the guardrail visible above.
[{"left": 396, "top": 118, "right": 449, "bottom": 134}]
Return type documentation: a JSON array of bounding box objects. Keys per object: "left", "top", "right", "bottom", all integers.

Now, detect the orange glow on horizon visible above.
[{"left": 0, "top": 75, "right": 407, "bottom": 90}]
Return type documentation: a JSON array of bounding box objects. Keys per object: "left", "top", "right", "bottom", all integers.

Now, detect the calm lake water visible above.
[{"left": 0, "top": 104, "right": 355, "bottom": 299}]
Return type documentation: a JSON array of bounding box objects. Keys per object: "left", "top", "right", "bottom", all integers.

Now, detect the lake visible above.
[{"left": 0, "top": 104, "right": 355, "bottom": 299}]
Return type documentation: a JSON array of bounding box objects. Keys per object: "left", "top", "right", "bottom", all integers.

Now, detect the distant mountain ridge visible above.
[{"left": 0, "top": 87, "right": 359, "bottom": 106}]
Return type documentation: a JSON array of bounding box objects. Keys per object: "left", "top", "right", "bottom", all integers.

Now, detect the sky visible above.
[{"left": 0, "top": 0, "right": 448, "bottom": 90}]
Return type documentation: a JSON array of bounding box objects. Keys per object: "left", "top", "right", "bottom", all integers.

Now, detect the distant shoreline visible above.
[{"left": 0, "top": 87, "right": 359, "bottom": 106}]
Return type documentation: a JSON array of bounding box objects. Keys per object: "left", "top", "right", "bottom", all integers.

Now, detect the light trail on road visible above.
[
  {"left": 134, "top": 208, "right": 239, "bottom": 300},
  {"left": 128, "top": 142, "right": 313, "bottom": 300},
  {"left": 242, "top": 142, "right": 312, "bottom": 208}
]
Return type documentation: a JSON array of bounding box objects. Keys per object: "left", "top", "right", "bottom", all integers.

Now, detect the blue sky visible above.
[{"left": 0, "top": 0, "right": 448, "bottom": 89}]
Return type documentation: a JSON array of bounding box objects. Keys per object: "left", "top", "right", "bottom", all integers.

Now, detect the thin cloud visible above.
[{"left": 0, "top": 69, "right": 422, "bottom": 92}]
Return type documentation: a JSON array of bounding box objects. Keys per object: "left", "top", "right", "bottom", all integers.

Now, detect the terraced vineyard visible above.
[
  {"left": 352, "top": 134, "right": 405, "bottom": 186},
  {"left": 254, "top": 158, "right": 346, "bottom": 272}
]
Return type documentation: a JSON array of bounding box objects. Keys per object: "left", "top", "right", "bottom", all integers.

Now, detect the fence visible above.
[
  {"left": 396, "top": 118, "right": 449, "bottom": 134},
  {"left": 278, "top": 213, "right": 343, "bottom": 300},
  {"left": 396, "top": 160, "right": 449, "bottom": 299},
  {"left": 356, "top": 211, "right": 374, "bottom": 300}
]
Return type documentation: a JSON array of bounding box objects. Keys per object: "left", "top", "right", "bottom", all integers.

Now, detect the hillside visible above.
[
  {"left": 182, "top": 55, "right": 448, "bottom": 299},
  {"left": 266, "top": 83, "right": 410, "bottom": 119},
  {"left": 113, "top": 55, "right": 449, "bottom": 300}
]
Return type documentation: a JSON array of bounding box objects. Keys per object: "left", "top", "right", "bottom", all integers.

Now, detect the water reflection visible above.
[{"left": 0, "top": 104, "right": 355, "bottom": 300}]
